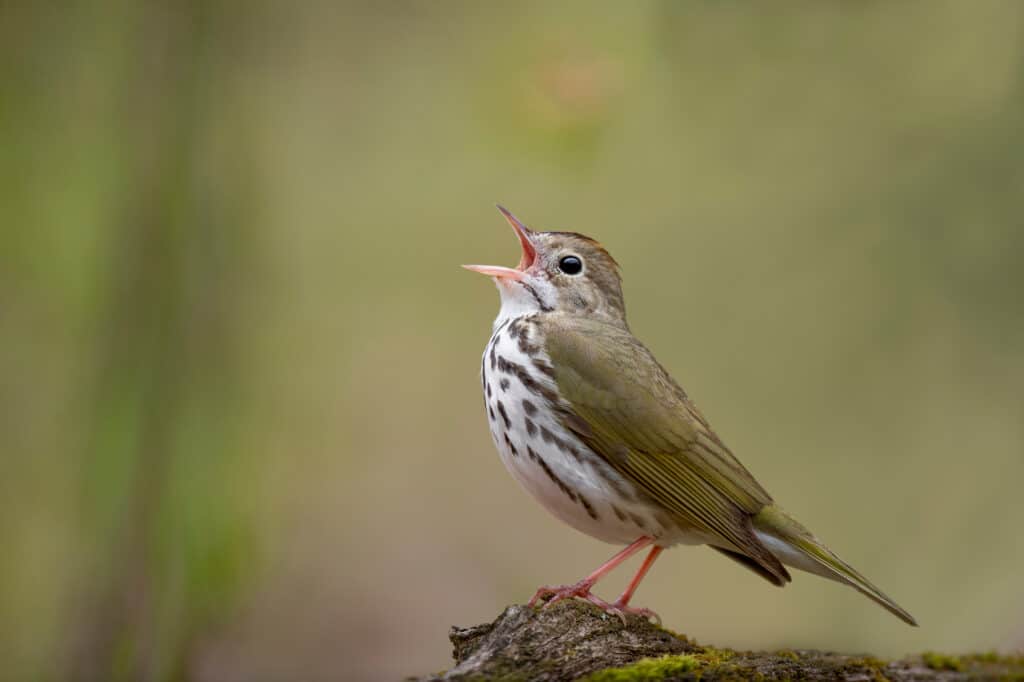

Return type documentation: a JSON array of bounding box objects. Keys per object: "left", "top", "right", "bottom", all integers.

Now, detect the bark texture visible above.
[{"left": 417, "top": 600, "right": 1023, "bottom": 681}]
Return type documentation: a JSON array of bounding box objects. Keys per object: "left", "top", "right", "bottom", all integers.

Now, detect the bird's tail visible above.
[{"left": 753, "top": 504, "right": 918, "bottom": 626}]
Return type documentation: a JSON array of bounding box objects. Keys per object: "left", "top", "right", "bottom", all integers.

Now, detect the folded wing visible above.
[{"left": 543, "top": 317, "right": 790, "bottom": 585}]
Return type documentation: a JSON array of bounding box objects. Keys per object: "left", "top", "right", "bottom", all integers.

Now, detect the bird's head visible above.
[{"left": 464, "top": 206, "right": 626, "bottom": 325}]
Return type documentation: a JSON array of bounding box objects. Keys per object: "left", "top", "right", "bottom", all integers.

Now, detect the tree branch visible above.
[{"left": 417, "top": 600, "right": 1023, "bottom": 681}]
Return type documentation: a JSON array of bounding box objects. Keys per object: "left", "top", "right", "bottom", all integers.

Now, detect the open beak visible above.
[{"left": 462, "top": 205, "right": 537, "bottom": 282}]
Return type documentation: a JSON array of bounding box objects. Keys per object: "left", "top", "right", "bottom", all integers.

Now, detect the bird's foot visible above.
[
  {"left": 606, "top": 600, "right": 662, "bottom": 626},
  {"left": 528, "top": 580, "right": 598, "bottom": 610},
  {"left": 528, "top": 583, "right": 660, "bottom": 626}
]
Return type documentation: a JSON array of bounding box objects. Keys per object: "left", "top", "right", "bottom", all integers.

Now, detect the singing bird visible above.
[{"left": 464, "top": 206, "right": 916, "bottom": 626}]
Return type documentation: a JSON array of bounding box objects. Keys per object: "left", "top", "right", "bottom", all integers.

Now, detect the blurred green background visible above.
[{"left": 3, "top": 1, "right": 1024, "bottom": 680}]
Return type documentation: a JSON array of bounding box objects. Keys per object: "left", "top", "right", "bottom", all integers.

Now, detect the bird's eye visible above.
[{"left": 558, "top": 255, "right": 583, "bottom": 275}]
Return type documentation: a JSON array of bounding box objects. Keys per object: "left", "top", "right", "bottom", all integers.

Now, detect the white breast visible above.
[{"left": 480, "top": 314, "right": 688, "bottom": 546}]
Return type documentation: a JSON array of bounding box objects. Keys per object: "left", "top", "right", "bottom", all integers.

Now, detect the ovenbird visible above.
[{"left": 463, "top": 206, "right": 917, "bottom": 626}]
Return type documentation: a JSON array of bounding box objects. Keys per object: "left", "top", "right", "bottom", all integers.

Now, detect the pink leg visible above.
[
  {"left": 616, "top": 545, "right": 663, "bottom": 606},
  {"left": 529, "top": 537, "right": 653, "bottom": 613},
  {"left": 608, "top": 545, "right": 664, "bottom": 624}
]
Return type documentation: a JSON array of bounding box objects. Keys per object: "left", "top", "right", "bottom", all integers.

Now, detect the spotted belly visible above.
[{"left": 480, "top": 315, "right": 684, "bottom": 546}]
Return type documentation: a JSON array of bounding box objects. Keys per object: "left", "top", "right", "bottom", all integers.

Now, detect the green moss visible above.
[
  {"left": 691, "top": 645, "right": 736, "bottom": 666},
  {"left": 842, "top": 657, "right": 890, "bottom": 682},
  {"left": 922, "top": 652, "right": 965, "bottom": 672},
  {"left": 653, "top": 624, "right": 693, "bottom": 646},
  {"left": 968, "top": 651, "right": 1002, "bottom": 664},
  {"left": 917, "top": 651, "right": 1024, "bottom": 680},
  {"left": 961, "top": 651, "right": 1024, "bottom": 666},
  {"left": 464, "top": 647, "right": 1024, "bottom": 682},
  {"left": 581, "top": 654, "right": 700, "bottom": 682}
]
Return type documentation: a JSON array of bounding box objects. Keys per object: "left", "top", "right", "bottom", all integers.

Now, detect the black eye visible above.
[{"left": 558, "top": 255, "right": 583, "bottom": 275}]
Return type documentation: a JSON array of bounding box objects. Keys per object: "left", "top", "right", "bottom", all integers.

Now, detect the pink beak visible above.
[{"left": 463, "top": 205, "right": 537, "bottom": 281}]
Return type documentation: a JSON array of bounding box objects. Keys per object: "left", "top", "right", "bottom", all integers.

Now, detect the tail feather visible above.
[{"left": 754, "top": 505, "right": 918, "bottom": 627}]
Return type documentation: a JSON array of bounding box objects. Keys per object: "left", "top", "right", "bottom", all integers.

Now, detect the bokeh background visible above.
[{"left": 4, "top": 1, "right": 1024, "bottom": 680}]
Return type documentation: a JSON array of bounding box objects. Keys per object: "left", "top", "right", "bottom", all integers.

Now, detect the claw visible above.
[
  {"left": 584, "top": 593, "right": 628, "bottom": 626},
  {"left": 609, "top": 601, "right": 662, "bottom": 625}
]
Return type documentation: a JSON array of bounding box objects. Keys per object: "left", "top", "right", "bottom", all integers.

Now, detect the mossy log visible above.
[{"left": 416, "top": 600, "right": 1023, "bottom": 681}]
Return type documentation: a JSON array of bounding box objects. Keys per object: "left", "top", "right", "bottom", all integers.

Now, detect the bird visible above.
[{"left": 462, "top": 205, "right": 917, "bottom": 626}]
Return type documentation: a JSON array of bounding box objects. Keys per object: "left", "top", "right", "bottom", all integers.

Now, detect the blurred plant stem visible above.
[{"left": 64, "top": 2, "right": 256, "bottom": 680}]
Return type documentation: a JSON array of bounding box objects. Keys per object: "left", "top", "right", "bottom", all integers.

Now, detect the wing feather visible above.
[{"left": 542, "top": 316, "right": 789, "bottom": 584}]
